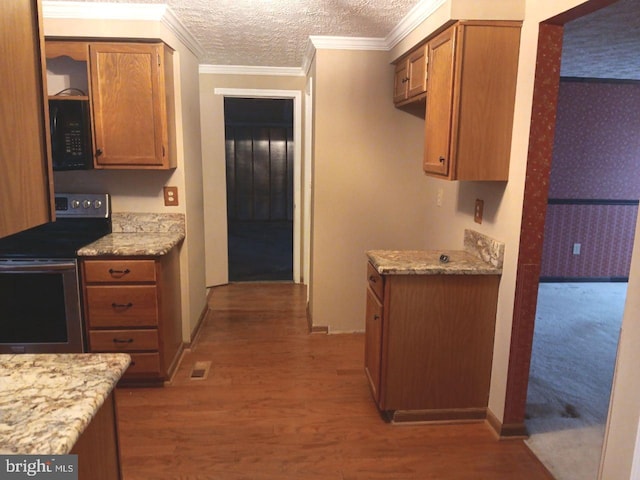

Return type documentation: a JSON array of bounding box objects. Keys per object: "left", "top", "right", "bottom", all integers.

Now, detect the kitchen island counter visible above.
[{"left": 0, "top": 353, "right": 130, "bottom": 455}]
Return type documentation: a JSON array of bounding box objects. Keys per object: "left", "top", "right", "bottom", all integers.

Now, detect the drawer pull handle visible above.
[
  {"left": 111, "top": 302, "right": 133, "bottom": 309},
  {"left": 369, "top": 275, "right": 377, "bottom": 283},
  {"left": 113, "top": 338, "right": 134, "bottom": 344},
  {"left": 108, "top": 268, "right": 131, "bottom": 276}
]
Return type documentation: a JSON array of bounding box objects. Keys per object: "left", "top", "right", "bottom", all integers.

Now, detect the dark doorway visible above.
[{"left": 224, "top": 97, "right": 294, "bottom": 282}]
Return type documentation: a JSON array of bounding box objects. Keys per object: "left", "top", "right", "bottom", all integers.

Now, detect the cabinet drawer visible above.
[
  {"left": 86, "top": 285, "right": 158, "bottom": 327},
  {"left": 367, "top": 262, "right": 385, "bottom": 301},
  {"left": 84, "top": 259, "right": 156, "bottom": 283},
  {"left": 126, "top": 352, "right": 161, "bottom": 376},
  {"left": 90, "top": 329, "right": 159, "bottom": 352}
]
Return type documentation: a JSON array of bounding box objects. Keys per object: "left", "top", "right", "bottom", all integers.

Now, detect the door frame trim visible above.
[{"left": 215, "top": 88, "right": 303, "bottom": 283}]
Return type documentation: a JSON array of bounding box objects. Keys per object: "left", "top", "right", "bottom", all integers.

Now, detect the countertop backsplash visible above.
[{"left": 464, "top": 229, "right": 505, "bottom": 269}]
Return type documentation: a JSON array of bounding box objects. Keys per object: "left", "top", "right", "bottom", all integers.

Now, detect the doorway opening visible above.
[
  {"left": 505, "top": 0, "right": 639, "bottom": 476},
  {"left": 224, "top": 97, "right": 294, "bottom": 282}
]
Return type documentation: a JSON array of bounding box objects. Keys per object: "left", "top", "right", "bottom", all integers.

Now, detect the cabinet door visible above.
[
  {"left": 393, "top": 60, "right": 409, "bottom": 104},
  {"left": 90, "top": 43, "right": 169, "bottom": 168},
  {"left": 364, "top": 287, "right": 384, "bottom": 405},
  {"left": 423, "top": 27, "right": 455, "bottom": 177},
  {"left": 407, "top": 45, "right": 427, "bottom": 98},
  {"left": 0, "top": 0, "right": 53, "bottom": 238}
]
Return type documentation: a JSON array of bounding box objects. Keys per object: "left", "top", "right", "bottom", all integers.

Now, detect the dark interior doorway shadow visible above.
[{"left": 224, "top": 97, "right": 294, "bottom": 282}]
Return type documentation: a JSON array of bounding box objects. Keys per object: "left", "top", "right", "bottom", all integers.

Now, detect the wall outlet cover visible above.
[
  {"left": 163, "top": 186, "right": 179, "bottom": 206},
  {"left": 474, "top": 199, "right": 484, "bottom": 224}
]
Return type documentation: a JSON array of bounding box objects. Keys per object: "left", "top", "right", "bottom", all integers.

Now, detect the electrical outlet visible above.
[
  {"left": 474, "top": 199, "right": 484, "bottom": 224},
  {"left": 436, "top": 188, "right": 443, "bottom": 207},
  {"left": 573, "top": 243, "right": 581, "bottom": 255},
  {"left": 163, "top": 186, "right": 179, "bottom": 206}
]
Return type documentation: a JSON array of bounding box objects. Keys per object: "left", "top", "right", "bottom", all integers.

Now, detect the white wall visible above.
[{"left": 44, "top": 17, "right": 207, "bottom": 341}]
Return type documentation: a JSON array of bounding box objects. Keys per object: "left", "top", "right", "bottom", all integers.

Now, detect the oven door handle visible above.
[{"left": 0, "top": 261, "right": 76, "bottom": 272}]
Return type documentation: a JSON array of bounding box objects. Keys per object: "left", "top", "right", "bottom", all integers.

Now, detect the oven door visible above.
[{"left": 0, "top": 259, "right": 85, "bottom": 353}]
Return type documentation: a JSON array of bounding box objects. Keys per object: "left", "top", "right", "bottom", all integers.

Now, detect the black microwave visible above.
[{"left": 49, "top": 98, "right": 93, "bottom": 171}]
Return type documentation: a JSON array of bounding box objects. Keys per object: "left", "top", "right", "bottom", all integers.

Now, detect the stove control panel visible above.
[{"left": 55, "top": 193, "right": 110, "bottom": 218}]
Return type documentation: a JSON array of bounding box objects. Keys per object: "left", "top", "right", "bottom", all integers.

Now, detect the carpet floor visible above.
[{"left": 525, "top": 282, "right": 627, "bottom": 480}]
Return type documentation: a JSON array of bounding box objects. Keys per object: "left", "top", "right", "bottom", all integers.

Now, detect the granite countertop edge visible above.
[
  {"left": 367, "top": 249, "right": 502, "bottom": 275},
  {"left": 78, "top": 232, "right": 185, "bottom": 257},
  {"left": 0, "top": 353, "right": 130, "bottom": 455}
]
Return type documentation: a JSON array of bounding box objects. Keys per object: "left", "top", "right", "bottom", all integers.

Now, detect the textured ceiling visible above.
[
  {"left": 561, "top": 0, "right": 640, "bottom": 80},
  {"left": 45, "top": 0, "right": 421, "bottom": 67},
  {"left": 43, "top": 0, "right": 640, "bottom": 75}
]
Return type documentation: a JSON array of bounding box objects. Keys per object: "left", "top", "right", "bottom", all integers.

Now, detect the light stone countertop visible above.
[
  {"left": 78, "top": 232, "right": 184, "bottom": 257},
  {"left": 0, "top": 353, "right": 130, "bottom": 455},
  {"left": 367, "top": 249, "right": 501, "bottom": 275},
  {"left": 367, "top": 229, "right": 504, "bottom": 275},
  {"left": 78, "top": 212, "right": 185, "bottom": 257}
]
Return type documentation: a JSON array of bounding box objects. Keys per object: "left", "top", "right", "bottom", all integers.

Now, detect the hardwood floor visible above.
[{"left": 116, "top": 283, "right": 553, "bottom": 479}]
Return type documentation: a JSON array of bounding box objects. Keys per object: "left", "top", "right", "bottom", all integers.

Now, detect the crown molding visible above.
[
  {"left": 301, "top": 38, "right": 317, "bottom": 77},
  {"left": 42, "top": 1, "right": 206, "bottom": 60},
  {"left": 199, "top": 64, "right": 305, "bottom": 77},
  {"left": 385, "top": 0, "right": 447, "bottom": 49},
  {"left": 158, "top": 6, "right": 206, "bottom": 60},
  {"left": 42, "top": 1, "right": 166, "bottom": 20},
  {"left": 308, "top": 36, "right": 387, "bottom": 51}
]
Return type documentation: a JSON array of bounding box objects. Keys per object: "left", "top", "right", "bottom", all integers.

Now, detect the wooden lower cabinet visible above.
[
  {"left": 81, "top": 249, "right": 182, "bottom": 385},
  {"left": 71, "top": 391, "right": 122, "bottom": 480},
  {"left": 364, "top": 262, "right": 500, "bottom": 422}
]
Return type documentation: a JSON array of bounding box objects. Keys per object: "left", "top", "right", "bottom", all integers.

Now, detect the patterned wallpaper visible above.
[
  {"left": 542, "top": 80, "right": 640, "bottom": 279},
  {"left": 549, "top": 81, "right": 640, "bottom": 199}
]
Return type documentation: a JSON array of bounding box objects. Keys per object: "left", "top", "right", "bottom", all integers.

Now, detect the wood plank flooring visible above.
[{"left": 115, "top": 283, "right": 553, "bottom": 479}]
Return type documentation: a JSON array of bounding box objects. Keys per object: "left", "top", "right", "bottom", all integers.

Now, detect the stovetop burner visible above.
[{"left": 0, "top": 193, "right": 111, "bottom": 258}]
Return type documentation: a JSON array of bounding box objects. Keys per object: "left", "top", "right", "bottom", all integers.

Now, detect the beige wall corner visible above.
[{"left": 310, "top": 48, "right": 431, "bottom": 333}]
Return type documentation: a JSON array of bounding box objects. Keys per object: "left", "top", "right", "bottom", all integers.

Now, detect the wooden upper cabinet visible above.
[
  {"left": 423, "top": 21, "right": 521, "bottom": 181},
  {"left": 46, "top": 40, "right": 89, "bottom": 62},
  {"left": 90, "top": 42, "right": 176, "bottom": 169},
  {"left": 0, "top": 0, "right": 54, "bottom": 239},
  {"left": 393, "top": 60, "right": 409, "bottom": 104},
  {"left": 393, "top": 43, "right": 428, "bottom": 106},
  {"left": 423, "top": 28, "right": 455, "bottom": 177}
]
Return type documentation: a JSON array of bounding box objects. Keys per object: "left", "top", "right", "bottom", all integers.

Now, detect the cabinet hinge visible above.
[
  {"left": 162, "top": 145, "right": 166, "bottom": 157},
  {"left": 157, "top": 53, "right": 161, "bottom": 67}
]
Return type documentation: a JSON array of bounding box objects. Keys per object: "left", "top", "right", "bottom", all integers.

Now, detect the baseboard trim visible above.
[
  {"left": 540, "top": 276, "right": 628, "bottom": 283},
  {"left": 186, "top": 300, "right": 211, "bottom": 347},
  {"left": 389, "top": 408, "right": 487, "bottom": 424},
  {"left": 486, "top": 408, "right": 529, "bottom": 439},
  {"left": 164, "top": 342, "right": 186, "bottom": 385},
  {"left": 306, "top": 303, "right": 328, "bottom": 334}
]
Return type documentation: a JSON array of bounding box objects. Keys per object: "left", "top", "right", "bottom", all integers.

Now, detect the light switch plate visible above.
[{"left": 163, "top": 186, "right": 179, "bottom": 206}]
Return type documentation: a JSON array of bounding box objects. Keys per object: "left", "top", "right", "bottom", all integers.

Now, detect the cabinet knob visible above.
[
  {"left": 368, "top": 275, "right": 377, "bottom": 283},
  {"left": 95, "top": 148, "right": 103, "bottom": 157},
  {"left": 439, "top": 156, "right": 446, "bottom": 164},
  {"left": 401, "top": 77, "right": 409, "bottom": 84},
  {"left": 373, "top": 315, "right": 381, "bottom": 321}
]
